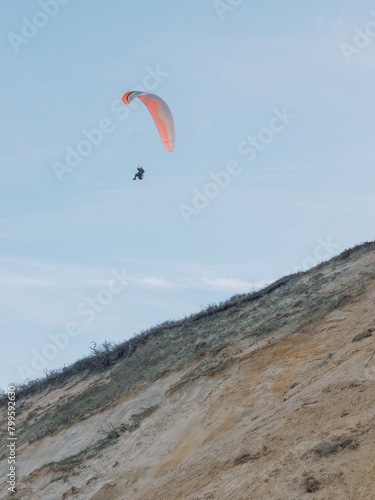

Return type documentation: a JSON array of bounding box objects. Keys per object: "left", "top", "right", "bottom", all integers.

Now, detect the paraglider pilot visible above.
[{"left": 133, "top": 165, "right": 145, "bottom": 180}]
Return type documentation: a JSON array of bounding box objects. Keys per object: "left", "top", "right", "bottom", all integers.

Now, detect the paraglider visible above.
[
  {"left": 122, "top": 91, "right": 175, "bottom": 153},
  {"left": 133, "top": 165, "right": 145, "bottom": 181}
]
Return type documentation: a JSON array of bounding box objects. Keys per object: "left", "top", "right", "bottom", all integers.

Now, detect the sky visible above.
[{"left": 1, "top": 0, "right": 375, "bottom": 388}]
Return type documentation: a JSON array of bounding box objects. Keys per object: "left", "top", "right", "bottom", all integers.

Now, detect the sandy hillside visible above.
[{"left": 1, "top": 242, "right": 375, "bottom": 500}]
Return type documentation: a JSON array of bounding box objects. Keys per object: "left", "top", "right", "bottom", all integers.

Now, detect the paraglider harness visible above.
[{"left": 133, "top": 165, "right": 145, "bottom": 180}]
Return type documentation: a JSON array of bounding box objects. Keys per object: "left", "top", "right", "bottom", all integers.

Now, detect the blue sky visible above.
[{"left": 1, "top": 0, "right": 375, "bottom": 387}]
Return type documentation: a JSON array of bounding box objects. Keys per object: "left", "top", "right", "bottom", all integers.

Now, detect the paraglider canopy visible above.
[{"left": 122, "top": 91, "right": 175, "bottom": 152}]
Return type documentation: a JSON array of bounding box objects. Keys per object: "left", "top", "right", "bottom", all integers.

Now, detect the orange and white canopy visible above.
[{"left": 122, "top": 91, "right": 175, "bottom": 152}]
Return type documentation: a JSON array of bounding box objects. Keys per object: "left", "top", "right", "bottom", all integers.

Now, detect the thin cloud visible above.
[
  {"left": 201, "top": 278, "right": 272, "bottom": 293},
  {"left": 132, "top": 277, "right": 175, "bottom": 288},
  {"left": 0, "top": 257, "right": 272, "bottom": 296},
  {"left": 129, "top": 275, "right": 272, "bottom": 293}
]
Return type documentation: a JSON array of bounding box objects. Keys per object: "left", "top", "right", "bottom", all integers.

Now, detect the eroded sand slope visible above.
[{"left": 1, "top": 243, "right": 375, "bottom": 499}]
